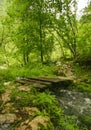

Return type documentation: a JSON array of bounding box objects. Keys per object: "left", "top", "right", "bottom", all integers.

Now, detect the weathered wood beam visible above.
[{"left": 15, "top": 77, "right": 73, "bottom": 89}]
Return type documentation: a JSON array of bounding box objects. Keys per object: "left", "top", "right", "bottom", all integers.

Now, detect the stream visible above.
[{"left": 54, "top": 89, "right": 91, "bottom": 129}]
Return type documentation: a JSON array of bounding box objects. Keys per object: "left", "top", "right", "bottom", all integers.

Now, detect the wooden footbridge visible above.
[{"left": 15, "top": 77, "right": 73, "bottom": 89}]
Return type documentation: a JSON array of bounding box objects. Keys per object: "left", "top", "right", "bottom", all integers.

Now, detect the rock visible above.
[
  {"left": 1, "top": 103, "right": 14, "bottom": 113},
  {"left": 3, "top": 82, "right": 11, "bottom": 86},
  {"left": 0, "top": 123, "right": 10, "bottom": 130},
  {"left": 16, "top": 116, "right": 50, "bottom": 130},
  {"left": 1, "top": 90, "right": 11, "bottom": 103},
  {"left": 17, "top": 86, "right": 30, "bottom": 91},
  {"left": 0, "top": 114, "right": 17, "bottom": 124},
  {"left": 22, "top": 107, "right": 38, "bottom": 116}
]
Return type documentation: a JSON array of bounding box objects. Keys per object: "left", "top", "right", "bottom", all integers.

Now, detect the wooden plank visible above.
[
  {"left": 16, "top": 78, "right": 52, "bottom": 85},
  {"left": 15, "top": 77, "right": 73, "bottom": 89},
  {"left": 27, "top": 77, "right": 62, "bottom": 83}
]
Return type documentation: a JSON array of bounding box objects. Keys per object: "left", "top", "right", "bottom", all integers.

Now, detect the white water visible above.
[{"left": 58, "top": 90, "right": 91, "bottom": 117}]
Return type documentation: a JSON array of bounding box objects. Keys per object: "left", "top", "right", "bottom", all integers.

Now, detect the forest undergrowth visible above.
[{"left": 0, "top": 62, "right": 91, "bottom": 130}]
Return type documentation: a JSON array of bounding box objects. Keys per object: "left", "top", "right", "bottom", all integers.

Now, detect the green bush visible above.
[
  {"left": 70, "top": 82, "right": 91, "bottom": 93},
  {"left": 32, "top": 92, "right": 57, "bottom": 109},
  {"left": 10, "top": 89, "right": 35, "bottom": 107}
]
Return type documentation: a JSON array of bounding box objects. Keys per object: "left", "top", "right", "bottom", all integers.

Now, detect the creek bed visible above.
[{"left": 55, "top": 89, "right": 91, "bottom": 129}]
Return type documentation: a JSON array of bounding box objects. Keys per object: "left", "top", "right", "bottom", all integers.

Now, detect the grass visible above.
[
  {"left": 0, "top": 82, "right": 6, "bottom": 94},
  {"left": 69, "top": 82, "right": 91, "bottom": 93},
  {"left": 70, "top": 64, "right": 91, "bottom": 93},
  {"left": 73, "top": 63, "right": 91, "bottom": 80},
  {"left": 0, "top": 62, "right": 57, "bottom": 81}
]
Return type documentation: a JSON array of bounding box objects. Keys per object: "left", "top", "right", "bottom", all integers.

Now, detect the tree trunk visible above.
[{"left": 39, "top": 19, "right": 43, "bottom": 63}]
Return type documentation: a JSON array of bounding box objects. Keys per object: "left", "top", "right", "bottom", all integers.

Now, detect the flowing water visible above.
[{"left": 55, "top": 89, "right": 91, "bottom": 129}]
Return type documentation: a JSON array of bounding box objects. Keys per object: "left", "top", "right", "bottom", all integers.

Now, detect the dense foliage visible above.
[{"left": 0, "top": 0, "right": 91, "bottom": 65}]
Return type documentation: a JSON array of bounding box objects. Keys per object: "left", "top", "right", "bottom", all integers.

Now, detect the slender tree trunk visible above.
[
  {"left": 26, "top": 42, "right": 29, "bottom": 63},
  {"left": 23, "top": 53, "right": 26, "bottom": 65},
  {"left": 39, "top": 19, "right": 43, "bottom": 63},
  {"left": 0, "top": 24, "right": 4, "bottom": 46}
]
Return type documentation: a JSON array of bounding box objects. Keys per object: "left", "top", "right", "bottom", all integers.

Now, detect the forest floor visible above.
[{"left": 0, "top": 81, "right": 50, "bottom": 130}]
